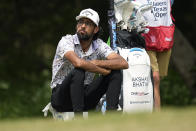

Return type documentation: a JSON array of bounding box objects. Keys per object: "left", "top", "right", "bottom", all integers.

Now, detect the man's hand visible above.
[
  {"left": 90, "top": 60, "right": 111, "bottom": 75},
  {"left": 102, "top": 69, "right": 111, "bottom": 76},
  {"left": 65, "top": 51, "right": 112, "bottom": 75},
  {"left": 89, "top": 53, "right": 128, "bottom": 70},
  {"left": 89, "top": 60, "right": 98, "bottom": 66}
]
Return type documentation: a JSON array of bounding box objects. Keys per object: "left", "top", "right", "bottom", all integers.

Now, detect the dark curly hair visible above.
[{"left": 93, "top": 26, "right": 103, "bottom": 40}]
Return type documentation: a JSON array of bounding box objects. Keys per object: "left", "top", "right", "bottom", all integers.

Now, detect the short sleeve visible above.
[
  {"left": 97, "top": 39, "right": 114, "bottom": 58},
  {"left": 57, "top": 35, "right": 74, "bottom": 58}
]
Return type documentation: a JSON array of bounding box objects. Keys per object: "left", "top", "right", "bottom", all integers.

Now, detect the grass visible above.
[{"left": 0, "top": 106, "right": 196, "bottom": 131}]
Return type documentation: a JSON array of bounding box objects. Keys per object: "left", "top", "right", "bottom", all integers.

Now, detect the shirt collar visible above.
[
  {"left": 73, "top": 34, "right": 80, "bottom": 45},
  {"left": 73, "top": 34, "right": 99, "bottom": 51}
]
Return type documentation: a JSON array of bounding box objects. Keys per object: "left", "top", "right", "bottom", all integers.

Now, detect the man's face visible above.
[{"left": 76, "top": 18, "right": 98, "bottom": 41}]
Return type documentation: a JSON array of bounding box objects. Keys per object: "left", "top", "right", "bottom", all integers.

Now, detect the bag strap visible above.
[{"left": 170, "top": 0, "right": 175, "bottom": 23}]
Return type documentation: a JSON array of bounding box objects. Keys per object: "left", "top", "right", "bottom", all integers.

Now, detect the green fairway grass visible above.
[{"left": 0, "top": 106, "right": 196, "bottom": 131}]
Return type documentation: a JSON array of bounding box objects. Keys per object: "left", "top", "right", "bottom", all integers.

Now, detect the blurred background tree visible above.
[{"left": 0, "top": 0, "right": 196, "bottom": 118}]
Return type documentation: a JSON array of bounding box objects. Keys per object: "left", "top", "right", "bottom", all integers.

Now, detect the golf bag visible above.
[
  {"left": 117, "top": 31, "right": 153, "bottom": 112},
  {"left": 107, "top": 0, "right": 154, "bottom": 112}
]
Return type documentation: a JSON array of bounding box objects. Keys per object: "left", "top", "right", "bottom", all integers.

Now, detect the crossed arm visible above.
[{"left": 64, "top": 51, "right": 128, "bottom": 75}]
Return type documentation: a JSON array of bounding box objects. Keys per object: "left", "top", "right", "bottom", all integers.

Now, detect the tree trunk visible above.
[{"left": 171, "top": 27, "right": 196, "bottom": 97}]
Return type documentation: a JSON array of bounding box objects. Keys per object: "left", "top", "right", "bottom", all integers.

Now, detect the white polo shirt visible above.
[{"left": 50, "top": 34, "right": 114, "bottom": 88}]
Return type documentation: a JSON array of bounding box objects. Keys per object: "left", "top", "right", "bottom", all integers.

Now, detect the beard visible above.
[{"left": 76, "top": 30, "right": 93, "bottom": 41}]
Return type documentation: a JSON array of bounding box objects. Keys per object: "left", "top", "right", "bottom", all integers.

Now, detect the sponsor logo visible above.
[
  {"left": 82, "top": 11, "right": 93, "bottom": 17},
  {"left": 150, "top": 36, "right": 156, "bottom": 43},
  {"left": 147, "top": 1, "right": 168, "bottom": 20},
  {"left": 165, "top": 37, "right": 173, "bottom": 42},
  {"left": 131, "top": 92, "right": 149, "bottom": 96}
]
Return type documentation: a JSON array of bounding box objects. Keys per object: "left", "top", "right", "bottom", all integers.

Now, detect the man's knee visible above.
[
  {"left": 68, "top": 68, "right": 85, "bottom": 85},
  {"left": 72, "top": 68, "right": 85, "bottom": 77},
  {"left": 153, "top": 71, "right": 160, "bottom": 84},
  {"left": 73, "top": 68, "right": 85, "bottom": 74}
]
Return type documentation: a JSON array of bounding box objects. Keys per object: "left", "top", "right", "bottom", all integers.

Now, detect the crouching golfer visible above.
[{"left": 50, "top": 8, "right": 128, "bottom": 113}]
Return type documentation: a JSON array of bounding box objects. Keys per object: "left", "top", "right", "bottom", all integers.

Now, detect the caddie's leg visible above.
[
  {"left": 147, "top": 50, "right": 161, "bottom": 110},
  {"left": 153, "top": 71, "right": 161, "bottom": 111},
  {"left": 155, "top": 49, "right": 171, "bottom": 111}
]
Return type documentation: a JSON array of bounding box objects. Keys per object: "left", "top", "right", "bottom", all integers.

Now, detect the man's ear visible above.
[{"left": 94, "top": 26, "right": 99, "bottom": 34}]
